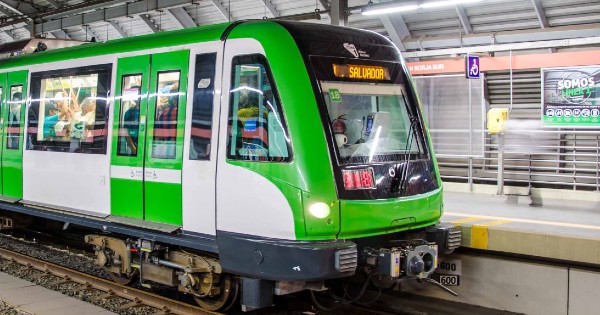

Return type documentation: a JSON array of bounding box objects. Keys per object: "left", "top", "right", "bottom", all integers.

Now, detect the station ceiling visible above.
[{"left": 0, "top": 0, "right": 598, "bottom": 59}]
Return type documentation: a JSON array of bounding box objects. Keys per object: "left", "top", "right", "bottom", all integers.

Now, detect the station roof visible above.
[{"left": 0, "top": 0, "right": 598, "bottom": 60}]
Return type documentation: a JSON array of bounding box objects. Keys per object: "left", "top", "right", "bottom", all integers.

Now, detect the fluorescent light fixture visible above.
[
  {"left": 361, "top": 0, "right": 482, "bottom": 16},
  {"left": 361, "top": 2, "right": 419, "bottom": 16}
]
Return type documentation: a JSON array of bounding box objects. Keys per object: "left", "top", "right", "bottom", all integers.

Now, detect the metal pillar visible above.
[
  {"left": 331, "top": 0, "right": 348, "bottom": 27},
  {"left": 496, "top": 133, "right": 505, "bottom": 196}
]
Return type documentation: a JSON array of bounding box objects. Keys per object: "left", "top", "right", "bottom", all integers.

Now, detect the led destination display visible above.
[{"left": 333, "top": 64, "right": 390, "bottom": 81}]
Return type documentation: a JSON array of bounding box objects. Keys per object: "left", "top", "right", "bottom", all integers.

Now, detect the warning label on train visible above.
[
  {"left": 542, "top": 66, "right": 600, "bottom": 128},
  {"left": 433, "top": 258, "right": 462, "bottom": 286}
]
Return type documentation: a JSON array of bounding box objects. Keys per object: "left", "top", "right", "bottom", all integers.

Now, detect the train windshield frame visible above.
[{"left": 311, "top": 57, "right": 429, "bottom": 166}]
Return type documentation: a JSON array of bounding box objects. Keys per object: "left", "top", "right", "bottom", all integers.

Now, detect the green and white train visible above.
[{"left": 0, "top": 20, "right": 460, "bottom": 311}]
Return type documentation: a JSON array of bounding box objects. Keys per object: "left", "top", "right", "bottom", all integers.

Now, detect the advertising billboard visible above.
[{"left": 542, "top": 66, "right": 600, "bottom": 128}]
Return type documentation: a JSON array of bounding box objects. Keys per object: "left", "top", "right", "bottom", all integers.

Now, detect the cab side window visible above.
[{"left": 226, "top": 54, "right": 291, "bottom": 162}]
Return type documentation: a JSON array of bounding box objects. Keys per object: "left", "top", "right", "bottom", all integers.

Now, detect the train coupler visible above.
[{"left": 363, "top": 243, "right": 438, "bottom": 279}]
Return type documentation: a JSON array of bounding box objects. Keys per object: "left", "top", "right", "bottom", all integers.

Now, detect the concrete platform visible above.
[
  {"left": 0, "top": 272, "right": 116, "bottom": 315},
  {"left": 442, "top": 183, "right": 600, "bottom": 265}
]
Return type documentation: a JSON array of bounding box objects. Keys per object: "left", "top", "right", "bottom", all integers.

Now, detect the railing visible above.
[{"left": 432, "top": 129, "right": 600, "bottom": 192}]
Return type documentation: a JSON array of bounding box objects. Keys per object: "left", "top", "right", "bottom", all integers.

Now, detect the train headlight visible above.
[{"left": 309, "top": 202, "right": 330, "bottom": 219}]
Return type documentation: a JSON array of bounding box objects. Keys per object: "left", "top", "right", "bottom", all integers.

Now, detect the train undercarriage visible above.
[
  {"left": 84, "top": 235, "right": 239, "bottom": 311},
  {"left": 84, "top": 223, "right": 460, "bottom": 311}
]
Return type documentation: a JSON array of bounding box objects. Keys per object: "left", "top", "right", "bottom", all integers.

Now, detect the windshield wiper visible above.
[{"left": 390, "top": 116, "right": 422, "bottom": 194}]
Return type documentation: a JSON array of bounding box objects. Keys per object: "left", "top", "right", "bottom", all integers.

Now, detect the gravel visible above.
[
  {"left": 0, "top": 232, "right": 159, "bottom": 315},
  {"left": 0, "top": 301, "right": 31, "bottom": 315}
]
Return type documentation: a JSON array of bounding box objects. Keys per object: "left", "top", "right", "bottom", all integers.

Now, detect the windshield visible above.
[{"left": 321, "top": 82, "right": 423, "bottom": 165}]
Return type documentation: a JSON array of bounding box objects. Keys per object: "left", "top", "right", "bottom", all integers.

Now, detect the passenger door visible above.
[
  {"left": 110, "top": 50, "right": 189, "bottom": 225},
  {"left": 0, "top": 70, "right": 28, "bottom": 201}
]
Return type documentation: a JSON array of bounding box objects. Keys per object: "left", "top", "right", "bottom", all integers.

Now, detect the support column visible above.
[{"left": 331, "top": 0, "right": 348, "bottom": 27}]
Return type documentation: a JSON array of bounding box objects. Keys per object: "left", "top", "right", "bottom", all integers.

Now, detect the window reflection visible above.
[
  {"left": 27, "top": 64, "right": 111, "bottom": 154},
  {"left": 7, "top": 85, "right": 23, "bottom": 150},
  {"left": 117, "top": 74, "right": 142, "bottom": 156},
  {"left": 152, "top": 71, "right": 180, "bottom": 159},
  {"left": 227, "top": 54, "right": 291, "bottom": 162}
]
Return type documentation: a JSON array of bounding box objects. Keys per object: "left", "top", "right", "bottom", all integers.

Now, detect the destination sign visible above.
[{"left": 333, "top": 64, "right": 390, "bottom": 81}]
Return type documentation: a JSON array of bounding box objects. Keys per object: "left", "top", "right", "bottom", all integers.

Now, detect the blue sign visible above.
[
  {"left": 244, "top": 119, "right": 257, "bottom": 132},
  {"left": 466, "top": 55, "right": 480, "bottom": 79}
]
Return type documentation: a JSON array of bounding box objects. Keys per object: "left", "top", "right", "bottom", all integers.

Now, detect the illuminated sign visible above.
[
  {"left": 333, "top": 64, "right": 390, "bottom": 81},
  {"left": 542, "top": 66, "right": 600, "bottom": 128}
]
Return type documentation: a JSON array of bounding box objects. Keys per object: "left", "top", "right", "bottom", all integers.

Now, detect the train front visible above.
[{"left": 278, "top": 22, "right": 461, "bottom": 282}]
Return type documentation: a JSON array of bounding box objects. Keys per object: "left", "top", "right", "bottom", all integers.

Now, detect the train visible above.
[{"left": 0, "top": 20, "right": 460, "bottom": 311}]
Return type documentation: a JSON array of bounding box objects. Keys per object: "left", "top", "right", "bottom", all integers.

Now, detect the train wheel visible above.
[
  {"left": 193, "top": 274, "right": 239, "bottom": 311},
  {"left": 108, "top": 269, "right": 138, "bottom": 286}
]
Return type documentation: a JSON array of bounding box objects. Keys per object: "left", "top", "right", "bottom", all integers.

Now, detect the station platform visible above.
[
  {"left": 0, "top": 272, "right": 116, "bottom": 315},
  {"left": 442, "top": 183, "right": 600, "bottom": 266}
]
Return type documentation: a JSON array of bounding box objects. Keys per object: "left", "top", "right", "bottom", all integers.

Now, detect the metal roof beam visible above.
[
  {"left": 0, "top": 6, "right": 14, "bottom": 17},
  {"left": 108, "top": 20, "right": 127, "bottom": 38},
  {"left": 331, "top": 0, "right": 348, "bottom": 26},
  {"left": 403, "top": 36, "right": 600, "bottom": 58},
  {"left": 210, "top": 0, "right": 231, "bottom": 21},
  {"left": 402, "top": 24, "right": 600, "bottom": 52},
  {"left": 45, "top": 0, "right": 62, "bottom": 9},
  {"left": 80, "top": 25, "right": 100, "bottom": 41},
  {"left": 139, "top": 14, "right": 160, "bottom": 33},
  {"left": 258, "top": 0, "right": 281, "bottom": 18},
  {"left": 32, "top": 0, "right": 196, "bottom": 35},
  {"left": 2, "top": 30, "right": 14, "bottom": 40},
  {"left": 50, "top": 29, "right": 70, "bottom": 39},
  {"left": 380, "top": 14, "right": 410, "bottom": 51},
  {"left": 531, "top": 0, "right": 548, "bottom": 28},
  {"left": 165, "top": 7, "right": 197, "bottom": 29},
  {"left": 0, "top": 0, "right": 38, "bottom": 17},
  {"left": 455, "top": 5, "right": 472, "bottom": 34}
]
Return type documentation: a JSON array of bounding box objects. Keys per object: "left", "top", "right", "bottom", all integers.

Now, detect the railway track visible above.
[{"left": 0, "top": 247, "right": 220, "bottom": 315}]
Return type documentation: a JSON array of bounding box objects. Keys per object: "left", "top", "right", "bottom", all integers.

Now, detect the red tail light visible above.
[{"left": 342, "top": 168, "right": 376, "bottom": 190}]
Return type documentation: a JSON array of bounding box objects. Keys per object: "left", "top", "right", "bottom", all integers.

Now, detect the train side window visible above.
[
  {"left": 151, "top": 71, "right": 181, "bottom": 160},
  {"left": 6, "top": 85, "right": 23, "bottom": 150},
  {"left": 27, "top": 64, "right": 112, "bottom": 154},
  {"left": 226, "top": 54, "right": 291, "bottom": 162},
  {"left": 189, "top": 53, "right": 216, "bottom": 161},
  {"left": 117, "top": 74, "right": 142, "bottom": 156}
]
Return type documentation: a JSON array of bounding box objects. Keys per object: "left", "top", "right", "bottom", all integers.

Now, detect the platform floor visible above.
[
  {"left": 442, "top": 188, "right": 600, "bottom": 265},
  {"left": 0, "top": 272, "right": 116, "bottom": 315}
]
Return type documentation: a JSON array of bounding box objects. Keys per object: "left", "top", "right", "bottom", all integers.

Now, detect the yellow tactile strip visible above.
[{"left": 445, "top": 212, "right": 600, "bottom": 265}]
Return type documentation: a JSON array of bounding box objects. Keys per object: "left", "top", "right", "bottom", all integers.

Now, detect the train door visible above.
[
  {"left": 110, "top": 50, "right": 189, "bottom": 225},
  {"left": 0, "top": 70, "right": 27, "bottom": 201}
]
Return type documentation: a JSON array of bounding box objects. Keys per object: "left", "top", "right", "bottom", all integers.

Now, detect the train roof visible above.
[
  {"left": 0, "top": 22, "right": 232, "bottom": 70},
  {"left": 0, "top": 20, "right": 399, "bottom": 71}
]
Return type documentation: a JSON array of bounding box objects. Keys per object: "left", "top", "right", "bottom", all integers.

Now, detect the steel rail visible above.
[{"left": 0, "top": 247, "right": 220, "bottom": 315}]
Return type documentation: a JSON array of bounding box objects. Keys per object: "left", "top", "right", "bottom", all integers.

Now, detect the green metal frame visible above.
[{"left": 0, "top": 70, "right": 28, "bottom": 199}]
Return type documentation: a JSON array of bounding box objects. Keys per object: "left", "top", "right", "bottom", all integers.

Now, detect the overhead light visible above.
[
  {"left": 361, "top": 1, "right": 419, "bottom": 16},
  {"left": 361, "top": 0, "right": 482, "bottom": 16}
]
